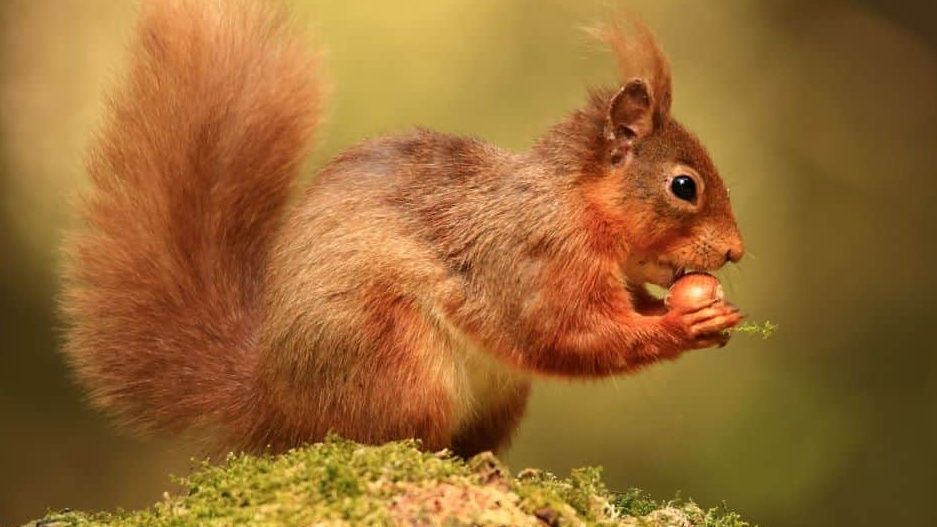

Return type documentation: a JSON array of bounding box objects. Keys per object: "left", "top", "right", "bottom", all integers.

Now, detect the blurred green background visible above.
[{"left": 2, "top": 0, "right": 936, "bottom": 525}]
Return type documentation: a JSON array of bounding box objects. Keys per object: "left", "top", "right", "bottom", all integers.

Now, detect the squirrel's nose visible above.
[
  {"left": 722, "top": 224, "right": 745, "bottom": 264},
  {"left": 725, "top": 243, "right": 745, "bottom": 264}
]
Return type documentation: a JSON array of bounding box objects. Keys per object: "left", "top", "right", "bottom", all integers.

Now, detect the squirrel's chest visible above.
[{"left": 435, "top": 319, "right": 530, "bottom": 435}]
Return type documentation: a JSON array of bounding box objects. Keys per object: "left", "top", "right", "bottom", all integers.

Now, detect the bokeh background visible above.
[{"left": 2, "top": 0, "right": 936, "bottom": 525}]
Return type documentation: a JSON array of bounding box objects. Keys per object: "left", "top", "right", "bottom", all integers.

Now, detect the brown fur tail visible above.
[{"left": 61, "top": 0, "right": 321, "bottom": 433}]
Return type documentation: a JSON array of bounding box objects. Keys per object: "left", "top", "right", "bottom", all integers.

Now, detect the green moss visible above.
[
  {"left": 28, "top": 436, "right": 752, "bottom": 526},
  {"left": 728, "top": 320, "right": 778, "bottom": 340}
]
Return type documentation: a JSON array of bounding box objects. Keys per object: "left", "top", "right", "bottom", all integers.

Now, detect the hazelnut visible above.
[{"left": 665, "top": 272, "right": 725, "bottom": 309}]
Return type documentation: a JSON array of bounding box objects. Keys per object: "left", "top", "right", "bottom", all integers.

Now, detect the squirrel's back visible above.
[{"left": 61, "top": 0, "right": 321, "bottom": 434}]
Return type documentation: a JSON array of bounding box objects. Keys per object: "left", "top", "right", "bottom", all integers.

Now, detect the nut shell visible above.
[{"left": 665, "top": 272, "right": 725, "bottom": 309}]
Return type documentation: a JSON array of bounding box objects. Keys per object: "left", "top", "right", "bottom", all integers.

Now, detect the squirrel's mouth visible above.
[
  {"left": 624, "top": 256, "right": 716, "bottom": 289},
  {"left": 672, "top": 266, "right": 688, "bottom": 281},
  {"left": 667, "top": 265, "right": 696, "bottom": 286},
  {"left": 627, "top": 260, "right": 681, "bottom": 288},
  {"left": 659, "top": 262, "right": 713, "bottom": 287}
]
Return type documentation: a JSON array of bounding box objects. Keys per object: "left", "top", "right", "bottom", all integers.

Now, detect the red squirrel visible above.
[{"left": 62, "top": 0, "right": 744, "bottom": 457}]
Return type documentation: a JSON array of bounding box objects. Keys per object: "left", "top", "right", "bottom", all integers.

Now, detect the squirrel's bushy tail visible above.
[{"left": 61, "top": 0, "right": 320, "bottom": 433}]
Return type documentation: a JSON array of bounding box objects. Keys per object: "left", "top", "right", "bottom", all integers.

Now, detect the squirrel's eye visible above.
[{"left": 670, "top": 175, "right": 697, "bottom": 203}]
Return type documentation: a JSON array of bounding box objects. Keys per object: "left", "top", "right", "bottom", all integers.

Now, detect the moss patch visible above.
[{"left": 28, "top": 436, "right": 752, "bottom": 526}]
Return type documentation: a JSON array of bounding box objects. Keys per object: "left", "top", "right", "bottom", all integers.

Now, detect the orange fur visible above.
[{"left": 62, "top": 0, "right": 744, "bottom": 457}]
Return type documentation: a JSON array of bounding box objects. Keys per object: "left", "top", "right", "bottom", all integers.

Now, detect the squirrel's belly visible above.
[{"left": 434, "top": 316, "right": 529, "bottom": 435}]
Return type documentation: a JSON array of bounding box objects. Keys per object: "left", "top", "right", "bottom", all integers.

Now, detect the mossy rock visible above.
[{"left": 28, "top": 436, "right": 751, "bottom": 526}]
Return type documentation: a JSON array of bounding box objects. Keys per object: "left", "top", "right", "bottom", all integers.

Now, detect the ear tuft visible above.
[{"left": 589, "top": 13, "right": 672, "bottom": 121}]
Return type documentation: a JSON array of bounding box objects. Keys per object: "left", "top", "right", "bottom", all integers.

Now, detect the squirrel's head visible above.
[{"left": 582, "top": 17, "right": 744, "bottom": 287}]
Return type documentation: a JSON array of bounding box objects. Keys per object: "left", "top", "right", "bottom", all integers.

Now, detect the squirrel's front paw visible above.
[{"left": 665, "top": 299, "right": 744, "bottom": 350}]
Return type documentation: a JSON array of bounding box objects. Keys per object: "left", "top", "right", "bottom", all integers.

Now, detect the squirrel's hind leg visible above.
[{"left": 450, "top": 381, "right": 531, "bottom": 458}]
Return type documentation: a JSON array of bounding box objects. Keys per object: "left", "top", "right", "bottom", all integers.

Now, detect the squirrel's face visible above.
[{"left": 597, "top": 81, "right": 744, "bottom": 287}]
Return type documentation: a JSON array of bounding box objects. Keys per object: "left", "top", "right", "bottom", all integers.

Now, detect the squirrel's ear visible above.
[{"left": 605, "top": 79, "right": 653, "bottom": 143}]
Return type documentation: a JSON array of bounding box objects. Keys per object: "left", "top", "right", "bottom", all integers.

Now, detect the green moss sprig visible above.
[{"left": 728, "top": 320, "right": 777, "bottom": 339}]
